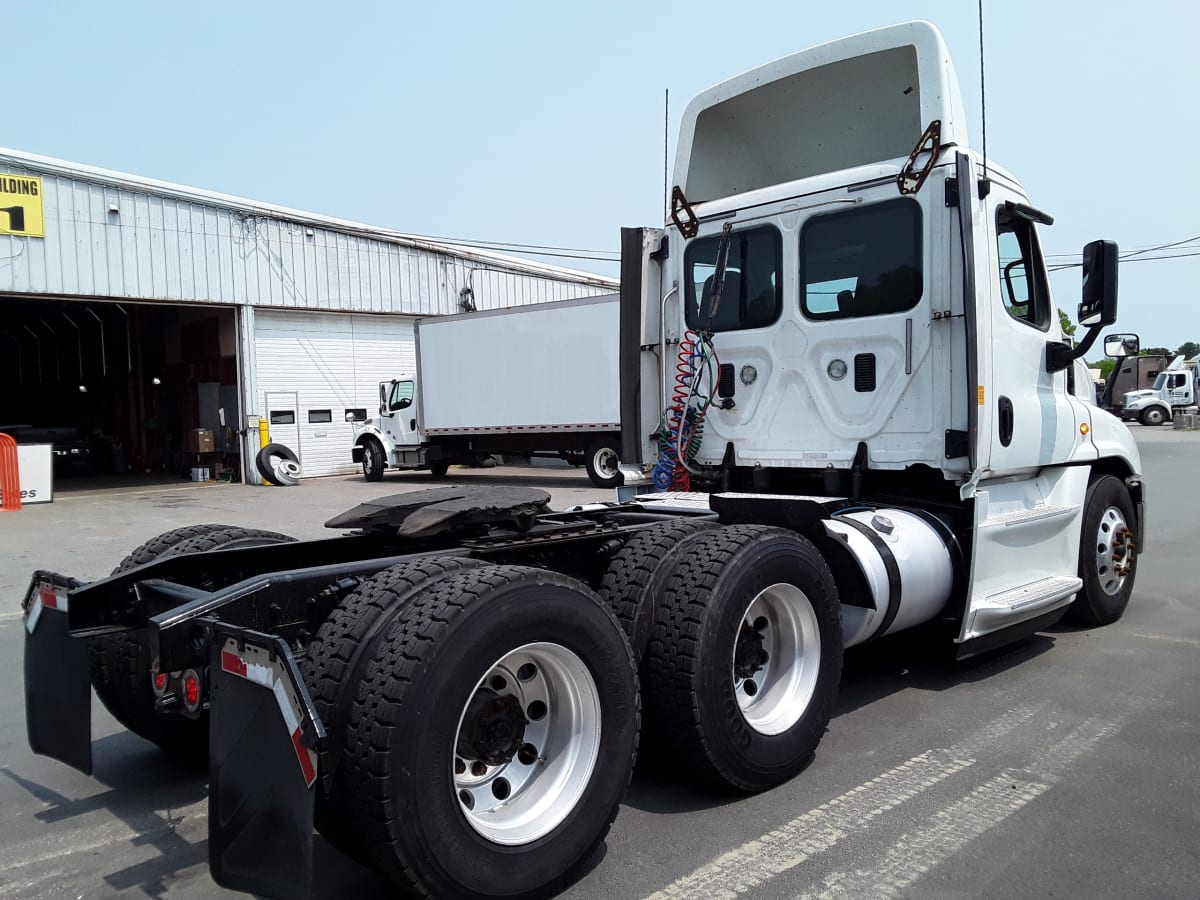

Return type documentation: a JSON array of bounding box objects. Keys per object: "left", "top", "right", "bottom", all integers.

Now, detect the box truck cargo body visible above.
[{"left": 351, "top": 294, "right": 624, "bottom": 487}]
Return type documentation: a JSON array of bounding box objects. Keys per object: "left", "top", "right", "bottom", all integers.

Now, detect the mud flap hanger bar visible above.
[{"left": 208, "top": 621, "right": 325, "bottom": 900}]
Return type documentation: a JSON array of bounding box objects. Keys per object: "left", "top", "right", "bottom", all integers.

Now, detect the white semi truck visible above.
[
  {"left": 22, "top": 21, "right": 1143, "bottom": 900},
  {"left": 350, "top": 294, "right": 624, "bottom": 488},
  {"left": 1114, "top": 338, "right": 1199, "bottom": 425}
]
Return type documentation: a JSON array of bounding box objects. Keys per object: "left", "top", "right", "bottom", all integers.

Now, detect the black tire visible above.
[
  {"left": 643, "top": 525, "right": 842, "bottom": 792},
  {"left": 360, "top": 437, "right": 385, "bottom": 481},
  {"left": 428, "top": 458, "right": 451, "bottom": 478},
  {"left": 302, "top": 556, "right": 484, "bottom": 853},
  {"left": 597, "top": 519, "right": 721, "bottom": 660},
  {"left": 1067, "top": 475, "right": 1139, "bottom": 626},
  {"left": 585, "top": 437, "right": 622, "bottom": 489},
  {"left": 255, "top": 442, "right": 301, "bottom": 485},
  {"left": 1140, "top": 406, "right": 1167, "bottom": 426},
  {"left": 342, "top": 566, "right": 639, "bottom": 899},
  {"left": 88, "top": 525, "right": 295, "bottom": 763}
]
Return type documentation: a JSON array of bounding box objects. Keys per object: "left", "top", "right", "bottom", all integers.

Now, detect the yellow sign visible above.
[
  {"left": 0, "top": 174, "right": 45, "bottom": 237},
  {"left": 977, "top": 385, "right": 985, "bottom": 405}
]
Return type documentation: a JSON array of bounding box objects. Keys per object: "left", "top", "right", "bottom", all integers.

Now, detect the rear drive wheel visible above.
[
  {"left": 643, "top": 525, "right": 842, "bottom": 792},
  {"left": 1067, "top": 475, "right": 1138, "bottom": 626},
  {"left": 428, "top": 459, "right": 451, "bottom": 478},
  {"left": 585, "top": 438, "right": 622, "bottom": 489},
  {"left": 1140, "top": 406, "right": 1167, "bottom": 426},
  {"left": 597, "top": 518, "right": 720, "bottom": 659},
  {"left": 302, "top": 556, "right": 483, "bottom": 855},
  {"left": 361, "top": 437, "right": 385, "bottom": 481},
  {"left": 343, "top": 566, "right": 638, "bottom": 898},
  {"left": 88, "top": 525, "right": 295, "bottom": 764}
]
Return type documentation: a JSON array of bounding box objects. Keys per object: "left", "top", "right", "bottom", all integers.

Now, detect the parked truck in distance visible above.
[
  {"left": 350, "top": 295, "right": 624, "bottom": 488},
  {"left": 22, "top": 22, "right": 1144, "bottom": 900},
  {"left": 1097, "top": 343, "right": 1169, "bottom": 416},
  {"left": 1123, "top": 368, "right": 1197, "bottom": 425}
]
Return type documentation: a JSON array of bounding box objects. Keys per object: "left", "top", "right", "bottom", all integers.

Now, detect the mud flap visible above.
[
  {"left": 208, "top": 622, "right": 325, "bottom": 900},
  {"left": 23, "top": 573, "right": 92, "bottom": 774}
]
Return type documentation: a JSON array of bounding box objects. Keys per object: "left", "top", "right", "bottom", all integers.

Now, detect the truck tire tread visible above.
[
  {"left": 302, "top": 555, "right": 484, "bottom": 854},
  {"left": 597, "top": 518, "right": 719, "bottom": 659},
  {"left": 342, "top": 565, "right": 638, "bottom": 899},
  {"left": 643, "top": 524, "right": 842, "bottom": 792}
]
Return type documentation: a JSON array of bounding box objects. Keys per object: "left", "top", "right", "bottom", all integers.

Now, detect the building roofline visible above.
[{"left": 0, "top": 146, "right": 618, "bottom": 287}]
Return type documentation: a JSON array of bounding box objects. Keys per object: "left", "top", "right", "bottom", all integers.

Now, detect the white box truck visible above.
[{"left": 350, "top": 294, "right": 624, "bottom": 487}]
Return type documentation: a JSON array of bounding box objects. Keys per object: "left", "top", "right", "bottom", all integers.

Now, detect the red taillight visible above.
[
  {"left": 153, "top": 672, "right": 167, "bottom": 692},
  {"left": 183, "top": 671, "right": 201, "bottom": 710}
]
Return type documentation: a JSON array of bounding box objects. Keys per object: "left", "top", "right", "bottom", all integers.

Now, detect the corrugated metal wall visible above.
[{"left": 0, "top": 149, "right": 617, "bottom": 314}]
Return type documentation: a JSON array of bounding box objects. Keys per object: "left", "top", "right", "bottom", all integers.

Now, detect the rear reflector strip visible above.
[
  {"left": 220, "top": 646, "right": 317, "bottom": 788},
  {"left": 25, "top": 583, "right": 68, "bottom": 634}
]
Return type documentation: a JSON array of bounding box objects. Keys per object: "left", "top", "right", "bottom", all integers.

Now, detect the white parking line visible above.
[
  {"left": 644, "top": 704, "right": 1043, "bottom": 900},
  {"left": 799, "top": 711, "right": 1129, "bottom": 900}
]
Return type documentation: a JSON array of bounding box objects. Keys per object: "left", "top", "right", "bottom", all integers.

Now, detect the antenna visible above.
[
  {"left": 663, "top": 88, "right": 670, "bottom": 224},
  {"left": 978, "top": 0, "right": 988, "bottom": 181}
]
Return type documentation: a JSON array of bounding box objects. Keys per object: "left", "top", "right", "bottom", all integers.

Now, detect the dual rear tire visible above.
[{"left": 307, "top": 563, "right": 639, "bottom": 898}]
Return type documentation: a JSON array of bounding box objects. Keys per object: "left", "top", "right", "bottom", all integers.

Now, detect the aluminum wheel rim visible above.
[
  {"left": 363, "top": 444, "right": 375, "bottom": 472},
  {"left": 733, "top": 583, "right": 821, "bottom": 736},
  {"left": 1096, "top": 506, "right": 1133, "bottom": 595},
  {"left": 453, "top": 642, "right": 601, "bottom": 845},
  {"left": 594, "top": 447, "right": 619, "bottom": 480}
]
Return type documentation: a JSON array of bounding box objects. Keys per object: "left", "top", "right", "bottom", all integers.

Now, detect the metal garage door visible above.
[{"left": 254, "top": 310, "right": 415, "bottom": 477}]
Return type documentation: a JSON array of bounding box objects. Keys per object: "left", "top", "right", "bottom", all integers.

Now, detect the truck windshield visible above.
[{"left": 1152, "top": 374, "right": 1167, "bottom": 390}]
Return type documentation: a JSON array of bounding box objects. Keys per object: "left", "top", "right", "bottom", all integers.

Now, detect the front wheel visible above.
[
  {"left": 1067, "top": 475, "right": 1138, "bottom": 626},
  {"left": 361, "top": 438, "right": 385, "bottom": 481},
  {"left": 342, "top": 566, "right": 638, "bottom": 898},
  {"left": 584, "top": 438, "right": 622, "bottom": 489},
  {"left": 1140, "top": 406, "right": 1167, "bottom": 426}
]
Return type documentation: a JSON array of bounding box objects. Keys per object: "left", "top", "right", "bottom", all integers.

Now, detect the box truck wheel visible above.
[
  {"left": 88, "top": 525, "right": 295, "bottom": 765},
  {"left": 1067, "top": 475, "right": 1139, "bottom": 626},
  {"left": 598, "top": 519, "right": 720, "bottom": 659},
  {"left": 585, "top": 438, "right": 622, "bottom": 489},
  {"left": 341, "top": 566, "right": 638, "bottom": 898},
  {"left": 643, "top": 525, "right": 843, "bottom": 792},
  {"left": 301, "top": 555, "right": 484, "bottom": 858},
  {"left": 1140, "top": 406, "right": 1166, "bottom": 426},
  {"left": 360, "top": 437, "right": 385, "bottom": 481},
  {"left": 428, "top": 459, "right": 451, "bottom": 477}
]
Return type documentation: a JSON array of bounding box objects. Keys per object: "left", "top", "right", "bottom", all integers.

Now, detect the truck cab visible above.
[
  {"left": 620, "top": 20, "right": 1142, "bottom": 647},
  {"left": 351, "top": 375, "right": 456, "bottom": 478}
]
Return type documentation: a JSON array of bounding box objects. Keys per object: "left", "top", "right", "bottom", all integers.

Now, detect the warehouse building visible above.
[{"left": 0, "top": 147, "right": 617, "bottom": 485}]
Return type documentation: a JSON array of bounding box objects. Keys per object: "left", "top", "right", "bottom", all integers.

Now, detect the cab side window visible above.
[
  {"left": 389, "top": 381, "right": 415, "bottom": 410},
  {"left": 996, "top": 211, "right": 1050, "bottom": 330}
]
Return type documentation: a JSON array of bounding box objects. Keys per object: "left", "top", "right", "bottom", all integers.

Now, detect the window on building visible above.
[
  {"left": 345, "top": 408, "right": 368, "bottom": 422},
  {"left": 800, "top": 199, "right": 922, "bottom": 320},
  {"left": 684, "top": 226, "right": 782, "bottom": 331},
  {"left": 308, "top": 409, "right": 332, "bottom": 424},
  {"left": 269, "top": 410, "right": 295, "bottom": 425}
]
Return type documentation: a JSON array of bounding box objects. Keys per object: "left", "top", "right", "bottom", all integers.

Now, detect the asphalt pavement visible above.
[{"left": 0, "top": 434, "right": 1196, "bottom": 899}]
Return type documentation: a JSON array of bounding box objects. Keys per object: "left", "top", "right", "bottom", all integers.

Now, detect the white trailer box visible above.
[{"left": 415, "top": 295, "right": 620, "bottom": 434}]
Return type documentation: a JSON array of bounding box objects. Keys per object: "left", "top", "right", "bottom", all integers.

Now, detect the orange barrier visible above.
[{"left": 0, "top": 433, "right": 20, "bottom": 512}]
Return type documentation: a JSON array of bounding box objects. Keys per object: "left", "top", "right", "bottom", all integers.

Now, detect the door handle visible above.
[{"left": 998, "top": 396, "right": 1014, "bottom": 447}]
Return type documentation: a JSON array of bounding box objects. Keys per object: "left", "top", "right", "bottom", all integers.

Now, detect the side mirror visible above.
[
  {"left": 1104, "top": 333, "right": 1140, "bottom": 358},
  {"left": 345, "top": 411, "right": 356, "bottom": 423},
  {"left": 1078, "top": 240, "right": 1118, "bottom": 327}
]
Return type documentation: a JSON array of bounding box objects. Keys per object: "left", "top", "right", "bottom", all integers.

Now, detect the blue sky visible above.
[{"left": 7, "top": 1, "right": 1198, "bottom": 351}]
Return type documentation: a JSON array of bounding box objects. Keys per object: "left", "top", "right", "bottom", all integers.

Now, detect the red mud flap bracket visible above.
[
  {"left": 208, "top": 622, "right": 326, "bottom": 900},
  {"left": 23, "top": 572, "right": 92, "bottom": 774}
]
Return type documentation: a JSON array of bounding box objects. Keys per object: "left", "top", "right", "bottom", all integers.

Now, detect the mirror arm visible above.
[{"left": 1046, "top": 324, "right": 1102, "bottom": 374}]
